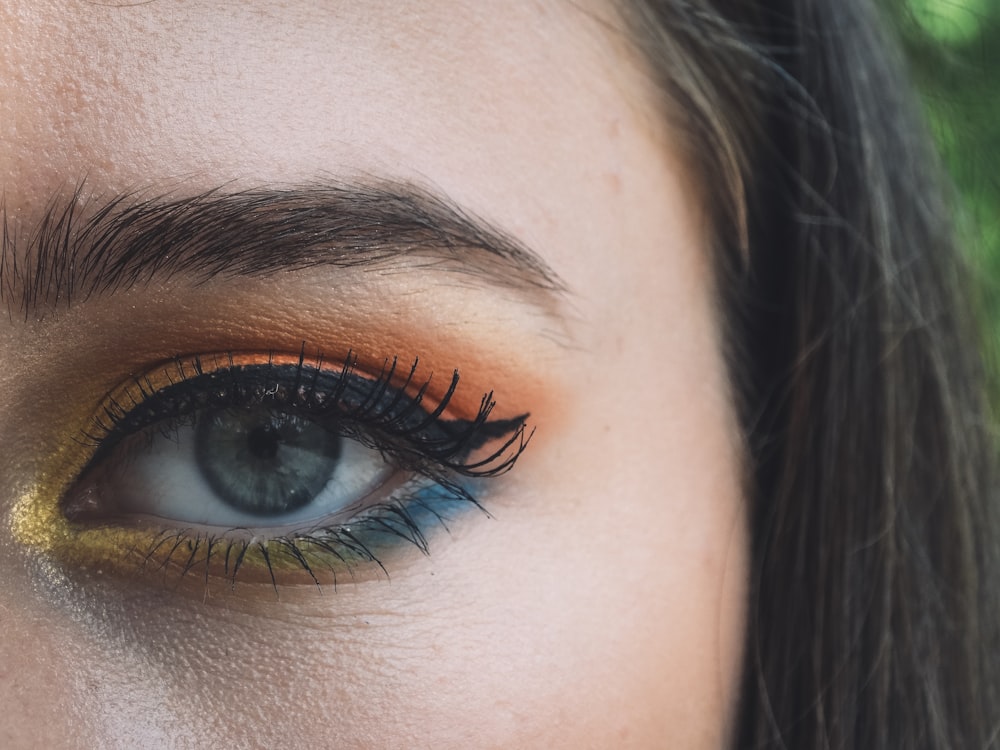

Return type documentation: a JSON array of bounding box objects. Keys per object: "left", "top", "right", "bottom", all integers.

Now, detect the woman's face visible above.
[{"left": 0, "top": 1, "right": 747, "bottom": 747}]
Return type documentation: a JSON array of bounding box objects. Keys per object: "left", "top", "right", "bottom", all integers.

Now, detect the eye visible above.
[
  {"left": 57, "top": 351, "right": 530, "bottom": 587},
  {"left": 70, "top": 407, "right": 396, "bottom": 528}
]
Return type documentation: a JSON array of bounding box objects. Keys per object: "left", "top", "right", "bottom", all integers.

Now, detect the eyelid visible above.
[
  {"left": 79, "top": 350, "right": 527, "bottom": 477},
  {"left": 95, "top": 350, "right": 464, "bottom": 428}
]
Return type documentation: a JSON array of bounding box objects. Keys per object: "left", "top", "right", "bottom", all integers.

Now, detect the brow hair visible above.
[{"left": 0, "top": 180, "right": 564, "bottom": 315}]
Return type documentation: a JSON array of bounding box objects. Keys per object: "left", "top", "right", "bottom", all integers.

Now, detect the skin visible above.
[{"left": 0, "top": 1, "right": 747, "bottom": 748}]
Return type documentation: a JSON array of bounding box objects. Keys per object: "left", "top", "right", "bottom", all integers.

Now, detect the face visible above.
[{"left": 0, "top": 1, "right": 747, "bottom": 747}]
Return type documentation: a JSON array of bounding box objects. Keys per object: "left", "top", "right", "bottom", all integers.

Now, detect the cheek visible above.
[
  {"left": 525, "top": 334, "right": 746, "bottom": 744},
  {"left": 516, "top": 139, "right": 749, "bottom": 743},
  {"left": 0, "top": 573, "right": 184, "bottom": 748},
  {"left": 0, "top": 622, "right": 94, "bottom": 748}
]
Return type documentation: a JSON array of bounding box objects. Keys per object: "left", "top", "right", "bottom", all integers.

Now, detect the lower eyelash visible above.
[{"left": 134, "top": 476, "right": 485, "bottom": 590}]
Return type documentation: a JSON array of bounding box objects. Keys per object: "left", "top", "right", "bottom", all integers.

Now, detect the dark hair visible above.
[{"left": 618, "top": 0, "right": 999, "bottom": 746}]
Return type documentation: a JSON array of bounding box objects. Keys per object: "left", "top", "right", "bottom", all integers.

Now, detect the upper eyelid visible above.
[
  {"left": 0, "top": 179, "right": 568, "bottom": 315},
  {"left": 80, "top": 354, "right": 531, "bottom": 480}
]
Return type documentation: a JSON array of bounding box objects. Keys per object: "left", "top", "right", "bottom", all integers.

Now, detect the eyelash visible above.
[{"left": 62, "top": 351, "right": 531, "bottom": 589}]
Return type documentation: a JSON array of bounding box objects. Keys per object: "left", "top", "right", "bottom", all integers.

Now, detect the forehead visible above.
[
  {"left": 0, "top": 2, "right": 646, "bottom": 206},
  {"left": 0, "top": 0, "right": 695, "bottom": 304}
]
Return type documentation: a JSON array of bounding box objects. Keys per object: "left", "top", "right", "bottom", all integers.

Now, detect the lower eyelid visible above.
[
  {"left": 16, "top": 473, "right": 488, "bottom": 591},
  {"left": 69, "top": 478, "right": 483, "bottom": 589}
]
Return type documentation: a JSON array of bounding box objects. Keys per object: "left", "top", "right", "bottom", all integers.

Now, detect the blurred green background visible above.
[{"left": 892, "top": 0, "right": 1000, "bottom": 343}]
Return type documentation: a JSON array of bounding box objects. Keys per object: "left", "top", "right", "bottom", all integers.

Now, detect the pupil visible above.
[
  {"left": 195, "top": 408, "right": 342, "bottom": 516},
  {"left": 247, "top": 423, "right": 280, "bottom": 460}
]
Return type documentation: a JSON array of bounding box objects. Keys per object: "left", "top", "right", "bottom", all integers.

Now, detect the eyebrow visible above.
[{"left": 0, "top": 180, "right": 565, "bottom": 314}]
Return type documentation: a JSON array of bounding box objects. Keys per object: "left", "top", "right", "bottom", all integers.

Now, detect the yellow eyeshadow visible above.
[{"left": 10, "top": 431, "right": 137, "bottom": 568}]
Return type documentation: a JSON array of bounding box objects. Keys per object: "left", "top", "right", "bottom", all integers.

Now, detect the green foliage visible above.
[
  {"left": 908, "top": 0, "right": 993, "bottom": 43},
  {"left": 891, "top": 0, "right": 1000, "bottom": 345}
]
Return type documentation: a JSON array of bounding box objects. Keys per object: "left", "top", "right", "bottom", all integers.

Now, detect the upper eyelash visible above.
[{"left": 80, "top": 351, "right": 531, "bottom": 480}]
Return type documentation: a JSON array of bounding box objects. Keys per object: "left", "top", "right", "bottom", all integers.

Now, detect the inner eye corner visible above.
[{"left": 59, "top": 480, "right": 100, "bottom": 524}]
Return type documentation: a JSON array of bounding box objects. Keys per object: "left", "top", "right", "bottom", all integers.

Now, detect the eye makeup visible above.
[{"left": 11, "top": 348, "right": 531, "bottom": 589}]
